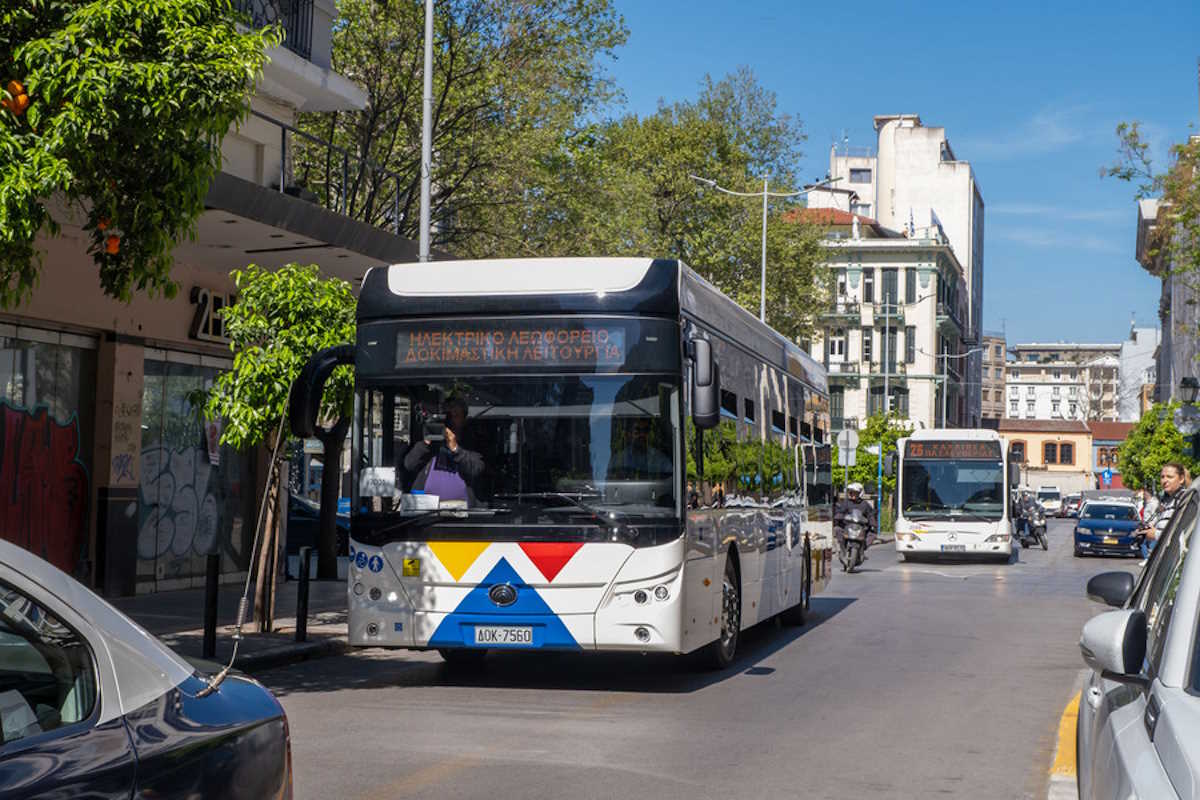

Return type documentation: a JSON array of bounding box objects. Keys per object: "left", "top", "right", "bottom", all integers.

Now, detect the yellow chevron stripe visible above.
[{"left": 428, "top": 541, "right": 490, "bottom": 581}]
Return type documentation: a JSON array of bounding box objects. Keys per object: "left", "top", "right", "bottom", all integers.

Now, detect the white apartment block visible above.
[
  {"left": 1119, "top": 325, "right": 1160, "bottom": 421},
  {"left": 1006, "top": 344, "right": 1122, "bottom": 422},
  {"left": 812, "top": 115, "right": 985, "bottom": 426},
  {"left": 802, "top": 211, "right": 969, "bottom": 431}
]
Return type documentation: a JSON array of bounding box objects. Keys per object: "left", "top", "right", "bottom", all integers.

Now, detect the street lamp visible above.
[
  {"left": 418, "top": 0, "right": 433, "bottom": 262},
  {"left": 881, "top": 290, "right": 939, "bottom": 412},
  {"left": 689, "top": 174, "right": 842, "bottom": 322},
  {"left": 919, "top": 346, "right": 985, "bottom": 427}
]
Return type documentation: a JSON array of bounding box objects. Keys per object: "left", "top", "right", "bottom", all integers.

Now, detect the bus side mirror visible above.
[
  {"left": 1008, "top": 461, "right": 1021, "bottom": 488},
  {"left": 289, "top": 344, "right": 355, "bottom": 439},
  {"left": 690, "top": 338, "right": 720, "bottom": 430},
  {"left": 884, "top": 453, "right": 895, "bottom": 478}
]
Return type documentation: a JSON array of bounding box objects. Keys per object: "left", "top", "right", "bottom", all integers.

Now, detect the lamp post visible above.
[
  {"left": 880, "top": 290, "right": 938, "bottom": 415},
  {"left": 418, "top": 0, "right": 433, "bottom": 262},
  {"left": 689, "top": 174, "right": 842, "bottom": 322}
]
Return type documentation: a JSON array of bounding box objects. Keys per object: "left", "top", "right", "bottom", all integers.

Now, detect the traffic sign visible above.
[
  {"left": 1102, "top": 468, "right": 1113, "bottom": 487},
  {"left": 836, "top": 430, "right": 859, "bottom": 467},
  {"left": 865, "top": 443, "right": 881, "bottom": 456}
]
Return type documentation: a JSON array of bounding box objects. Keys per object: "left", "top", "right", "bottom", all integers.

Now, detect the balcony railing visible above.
[
  {"left": 236, "top": 0, "right": 313, "bottom": 61},
  {"left": 826, "top": 361, "right": 861, "bottom": 380},
  {"left": 821, "top": 301, "right": 861, "bottom": 319},
  {"left": 873, "top": 302, "right": 904, "bottom": 324}
]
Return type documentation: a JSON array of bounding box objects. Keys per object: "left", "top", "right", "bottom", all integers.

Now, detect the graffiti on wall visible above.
[
  {"left": 0, "top": 402, "right": 90, "bottom": 574},
  {"left": 137, "top": 445, "right": 220, "bottom": 566}
]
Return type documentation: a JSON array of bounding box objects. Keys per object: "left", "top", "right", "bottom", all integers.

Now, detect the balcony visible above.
[
  {"left": 820, "top": 301, "right": 862, "bottom": 322},
  {"left": 832, "top": 416, "right": 859, "bottom": 432},
  {"left": 237, "top": 0, "right": 314, "bottom": 61},
  {"left": 826, "top": 361, "right": 861, "bottom": 383},
  {"left": 873, "top": 302, "right": 904, "bottom": 325},
  {"left": 870, "top": 362, "right": 907, "bottom": 385},
  {"left": 936, "top": 301, "right": 963, "bottom": 333}
]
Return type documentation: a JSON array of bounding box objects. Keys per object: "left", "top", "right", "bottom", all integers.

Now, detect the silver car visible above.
[{"left": 1075, "top": 481, "right": 1200, "bottom": 799}]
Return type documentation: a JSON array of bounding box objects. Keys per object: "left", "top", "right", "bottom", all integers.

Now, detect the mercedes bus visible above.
[
  {"left": 290, "top": 258, "right": 835, "bottom": 667},
  {"left": 891, "top": 428, "right": 1020, "bottom": 562}
]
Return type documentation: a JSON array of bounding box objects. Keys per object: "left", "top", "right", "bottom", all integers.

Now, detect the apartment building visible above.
[
  {"left": 812, "top": 115, "right": 986, "bottom": 426},
  {"left": 1138, "top": 193, "right": 1199, "bottom": 404},
  {"left": 981, "top": 333, "right": 1007, "bottom": 421},
  {"left": 0, "top": 0, "right": 417, "bottom": 596},
  {"left": 1119, "top": 325, "right": 1159, "bottom": 421},
  {"left": 801, "top": 210, "right": 969, "bottom": 431},
  {"left": 1005, "top": 344, "right": 1122, "bottom": 422}
]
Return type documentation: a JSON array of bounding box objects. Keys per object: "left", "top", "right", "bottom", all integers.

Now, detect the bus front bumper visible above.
[{"left": 894, "top": 531, "right": 1012, "bottom": 557}]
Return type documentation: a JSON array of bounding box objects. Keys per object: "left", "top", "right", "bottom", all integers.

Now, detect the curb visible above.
[
  {"left": 234, "top": 637, "right": 348, "bottom": 673},
  {"left": 1047, "top": 671, "right": 1087, "bottom": 800}
]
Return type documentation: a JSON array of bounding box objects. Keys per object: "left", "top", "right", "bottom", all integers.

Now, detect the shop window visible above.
[{"left": 1044, "top": 442, "right": 1058, "bottom": 464}]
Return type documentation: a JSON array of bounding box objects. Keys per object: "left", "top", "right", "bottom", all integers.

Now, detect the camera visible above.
[{"left": 422, "top": 419, "right": 446, "bottom": 443}]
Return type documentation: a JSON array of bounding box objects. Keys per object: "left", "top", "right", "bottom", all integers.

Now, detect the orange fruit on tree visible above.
[
  {"left": 97, "top": 218, "right": 109, "bottom": 231},
  {"left": 2, "top": 79, "right": 28, "bottom": 116},
  {"left": 105, "top": 235, "right": 120, "bottom": 255}
]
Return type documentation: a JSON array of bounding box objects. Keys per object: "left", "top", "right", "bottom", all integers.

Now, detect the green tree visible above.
[
  {"left": 831, "top": 412, "right": 910, "bottom": 496},
  {"left": 205, "top": 264, "right": 356, "bottom": 580},
  {"left": 0, "top": 0, "right": 276, "bottom": 307},
  {"left": 540, "top": 69, "right": 829, "bottom": 340},
  {"left": 1104, "top": 123, "right": 1200, "bottom": 277},
  {"left": 293, "top": 0, "right": 627, "bottom": 252},
  {"left": 1117, "top": 402, "right": 1200, "bottom": 491}
]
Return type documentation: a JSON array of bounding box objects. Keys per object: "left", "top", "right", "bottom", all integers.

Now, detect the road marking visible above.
[{"left": 1047, "top": 691, "right": 1080, "bottom": 800}]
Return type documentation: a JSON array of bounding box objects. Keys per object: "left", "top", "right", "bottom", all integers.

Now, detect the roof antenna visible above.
[{"left": 196, "top": 401, "right": 291, "bottom": 698}]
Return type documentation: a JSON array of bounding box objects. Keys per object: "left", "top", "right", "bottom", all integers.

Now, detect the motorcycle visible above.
[
  {"left": 837, "top": 507, "right": 871, "bottom": 573},
  {"left": 1015, "top": 505, "right": 1048, "bottom": 550}
]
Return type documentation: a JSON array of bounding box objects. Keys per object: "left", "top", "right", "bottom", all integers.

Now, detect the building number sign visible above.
[{"left": 189, "top": 287, "right": 234, "bottom": 344}]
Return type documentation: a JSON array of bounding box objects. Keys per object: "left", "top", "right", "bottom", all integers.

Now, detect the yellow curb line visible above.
[{"left": 1050, "top": 691, "right": 1080, "bottom": 778}]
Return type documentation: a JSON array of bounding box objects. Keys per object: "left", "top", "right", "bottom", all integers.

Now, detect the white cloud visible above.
[
  {"left": 989, "top": 203, "right": 1127, "bottom": 223},
  {"left": 993, "top": 227, "right": 1125, "bottom": 254},
  {"left": 960, "top": 105, "right": 1092, "bottom": 159}
]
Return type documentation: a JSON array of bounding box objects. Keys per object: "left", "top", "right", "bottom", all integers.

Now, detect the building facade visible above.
[
  {"left": 998, "top": 419, "right": 1094, "bottom": 495},
  {"left": 1005, "top": 343, "right": 1122, "bottom": 422},
  {"left": 1118, "top": 325, "right": 1159, "bottom": 421},
  {"left": 802, "top": 210, "right": 969, "bottom": 431},
  {"left": 812, "top": 115, "right": 985, "bottom": 426},
  {"left": 981, "top": 333, "right": 1007, "bottom": 421},
  {"left": 1089, "top": 421, "right": 1135, "bottom": 490},
  {"left": 0, "top": 0, "right": 417, "bottom": 596},
  {"left": 1138, "top": 195, "right": 1199, "bottom": 404}
]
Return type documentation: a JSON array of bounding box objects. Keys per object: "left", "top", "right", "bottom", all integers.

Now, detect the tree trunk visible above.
[
  {"left": 254, "top": 454, "right": 282, "bottom": 632},
  {"left": 316, "top": 417, "right": 351, "bottom": 580}
]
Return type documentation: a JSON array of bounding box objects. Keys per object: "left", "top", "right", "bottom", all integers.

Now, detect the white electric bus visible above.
[
  {"left": 892, "top": 428, "right": 1020, "bottom": 562},
  {"left": 291, "top": 258, "right": 836, "bottom": 667}
]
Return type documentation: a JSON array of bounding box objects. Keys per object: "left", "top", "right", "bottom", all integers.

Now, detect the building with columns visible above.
[
  {"left": 0, "top": 1, "right": 416, "bottom": 596},
  {"left": 799, "top": 209, "right": 969, "bottom": 431}
]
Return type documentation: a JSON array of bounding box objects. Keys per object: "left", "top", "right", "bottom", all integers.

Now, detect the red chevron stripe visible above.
[{"left": 519, "top": 542, "right": 584, "bottom": 582}]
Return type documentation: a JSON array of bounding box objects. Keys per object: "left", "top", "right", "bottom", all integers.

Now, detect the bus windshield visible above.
[
  {"left": 354, "top": 374, "right": 681, "bottom": 534},
  {"left": 901, "top": 459, "right": 1006, "bottom": 520}
]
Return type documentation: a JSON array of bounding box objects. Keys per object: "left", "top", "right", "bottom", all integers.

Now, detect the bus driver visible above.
[{"left": 403, "top": 396, "right": 485, "bottom": 505}]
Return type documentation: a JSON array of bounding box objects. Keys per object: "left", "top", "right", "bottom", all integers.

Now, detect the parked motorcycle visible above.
[
  {"left": 837, "top": 507, "right": 870, "bottom": 573},
  {"left": 1015, "top": 506, "right": 1048, "bottom": 550}
]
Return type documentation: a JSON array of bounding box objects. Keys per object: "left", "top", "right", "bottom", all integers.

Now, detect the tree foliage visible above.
[
  {"left": 205, "top": 264, "right": 356, "bottom": 450},
  {"left": 293, "top": 0, "right": 627, "bottom": 251},
  {"left": 831, "top": 413, "right": 910, "bottom": 495},
  {"left": 1104, "top": 122, "right": 1200, "bottom": 277},
  {"left": 0, "top": 0, "right": 276, "bottom": 307},
  {"left": 1117, "top": 402, "right": 1200, "bottom": 491}
]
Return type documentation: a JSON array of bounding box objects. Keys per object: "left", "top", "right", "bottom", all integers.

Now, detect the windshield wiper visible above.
[
  {"left": 369, "top": 507, "right": 512, "bottom": 539},
  {"left": 494, "top": 492, "right": 636, "bottom": 540}
]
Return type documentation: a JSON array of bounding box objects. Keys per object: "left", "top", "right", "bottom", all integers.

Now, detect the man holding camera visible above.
[{"left": 403, "top": 397, "right": 485, "bottom": 504}]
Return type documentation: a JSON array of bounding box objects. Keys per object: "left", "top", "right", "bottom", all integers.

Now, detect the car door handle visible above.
[{"left": 1086, "top": 686, "right": 1103, "bottom": 710}]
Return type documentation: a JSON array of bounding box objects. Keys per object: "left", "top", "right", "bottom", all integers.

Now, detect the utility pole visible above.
[
  {"left": 760, "top": 177, "right": 768, "bottom": 322},
  {"left": 419, "top": 0, "right": 433, "bottom": 262}
]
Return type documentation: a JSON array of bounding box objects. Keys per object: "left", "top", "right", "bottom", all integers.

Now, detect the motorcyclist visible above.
[
  {"left": 834, "top": 482, "right": 877, "bottom": 559},
  {"left": 1016, "top": 490, "right": 1039, "bottom": 539}
]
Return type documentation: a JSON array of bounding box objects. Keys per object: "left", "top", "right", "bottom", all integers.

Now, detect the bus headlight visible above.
[
  {"left": 896, "top": 531, "right": 921, "bottom": 542},
  {"left": 984, "top": 533, "right": 1010, "bottom": 543}
]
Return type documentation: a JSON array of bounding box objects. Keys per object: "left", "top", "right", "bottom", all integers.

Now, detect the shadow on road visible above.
[{"left": 262, "top": 596, "right": 856, "bottom": 697}]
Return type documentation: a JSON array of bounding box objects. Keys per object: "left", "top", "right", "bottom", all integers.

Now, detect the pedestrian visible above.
[{"left": 1136, "top": 462, "right": 1190, "bottom": 565}]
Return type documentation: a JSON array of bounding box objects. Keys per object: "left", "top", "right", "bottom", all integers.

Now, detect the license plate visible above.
[
  {"left": 1104, "top": 537, "right": 1118, "bottom": 545},
  {"left": 473, "top": 625, "right": 533, "bottom": 646},
  {"left": 941, "top": 544, "right": 967, "bottom": 552}
]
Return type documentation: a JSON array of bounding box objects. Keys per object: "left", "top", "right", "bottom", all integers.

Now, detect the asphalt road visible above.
[{"left": 261, "top": 518, "right": 1138, "bottom": 800}]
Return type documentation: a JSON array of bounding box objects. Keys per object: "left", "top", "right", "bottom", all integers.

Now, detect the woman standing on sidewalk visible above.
[{"left": 1137, "top": 462, "right": 1189, "bottom": 564}]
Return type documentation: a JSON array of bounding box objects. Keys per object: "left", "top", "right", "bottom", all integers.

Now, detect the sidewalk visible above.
[{"left": 112, "top": 579, "right": 350, "bottom": 674}]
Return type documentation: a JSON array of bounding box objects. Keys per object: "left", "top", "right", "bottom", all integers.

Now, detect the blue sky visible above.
[{"left": 605, "top": 0, "right": 1200, "bottom": 345}]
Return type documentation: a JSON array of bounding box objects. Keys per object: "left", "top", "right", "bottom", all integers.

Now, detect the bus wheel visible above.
[
  {"left": 438, "top": 648, "right": 487, "bottom": 669},
  {"left": 704, "top": 555, "right": 741, "bottom": 669}
]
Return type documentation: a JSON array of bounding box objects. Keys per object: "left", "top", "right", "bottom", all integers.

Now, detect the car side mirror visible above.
[
  {"left": 1079, "top": 609, "right": 1148, "bottom": 686},
  {"left": 689, "top": 338, "right": 719, "bottom": 430},
  {"left": 1085, "top": 571, "right": 1135, "bottom": 608}
]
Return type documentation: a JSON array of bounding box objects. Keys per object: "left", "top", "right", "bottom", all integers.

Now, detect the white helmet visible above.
[{"left": 847, "top": 482, "right": 864, "bottom": 495}]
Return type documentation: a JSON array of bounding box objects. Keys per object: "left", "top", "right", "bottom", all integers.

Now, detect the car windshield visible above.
[
  {"left": 1082, "top": 504, "right": 1137, "bottom": 521},
  {"left": 354, "top": 374, "right": 681, "bottom": 535},
  {"left": 901, "top": 459, "right": 1005, "bottom": 520},
  {"left": 1038, "top": 490, "right": 1060, "bottom": 501}
]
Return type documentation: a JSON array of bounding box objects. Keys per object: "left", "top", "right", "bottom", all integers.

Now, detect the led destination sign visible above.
[
  {"left": 397, "top": 322, "right": 627, "bottom": 369},
  {"left": 905, "top": 440, "right": 1001, "bottom": 460}
]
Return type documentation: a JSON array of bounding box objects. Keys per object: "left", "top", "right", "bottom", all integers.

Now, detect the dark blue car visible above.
[
  {"left": 0, "top": 539, "right": 293, "bottom": 799},
  {"left": 1073, "top": 502, "right": 1142, "bottom": 557}
]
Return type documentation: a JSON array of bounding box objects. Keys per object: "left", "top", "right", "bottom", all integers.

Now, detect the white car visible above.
[{"left": 1075, "top": 481, "right": 1200, "bottom": 799}]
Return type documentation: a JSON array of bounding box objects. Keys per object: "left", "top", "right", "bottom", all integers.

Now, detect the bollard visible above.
[
  {"left": 203, "top": 553, "right": 220, "bottom": 659},
  {"left": 296, "top": 546, "right": 312, "bottom": 643}
]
